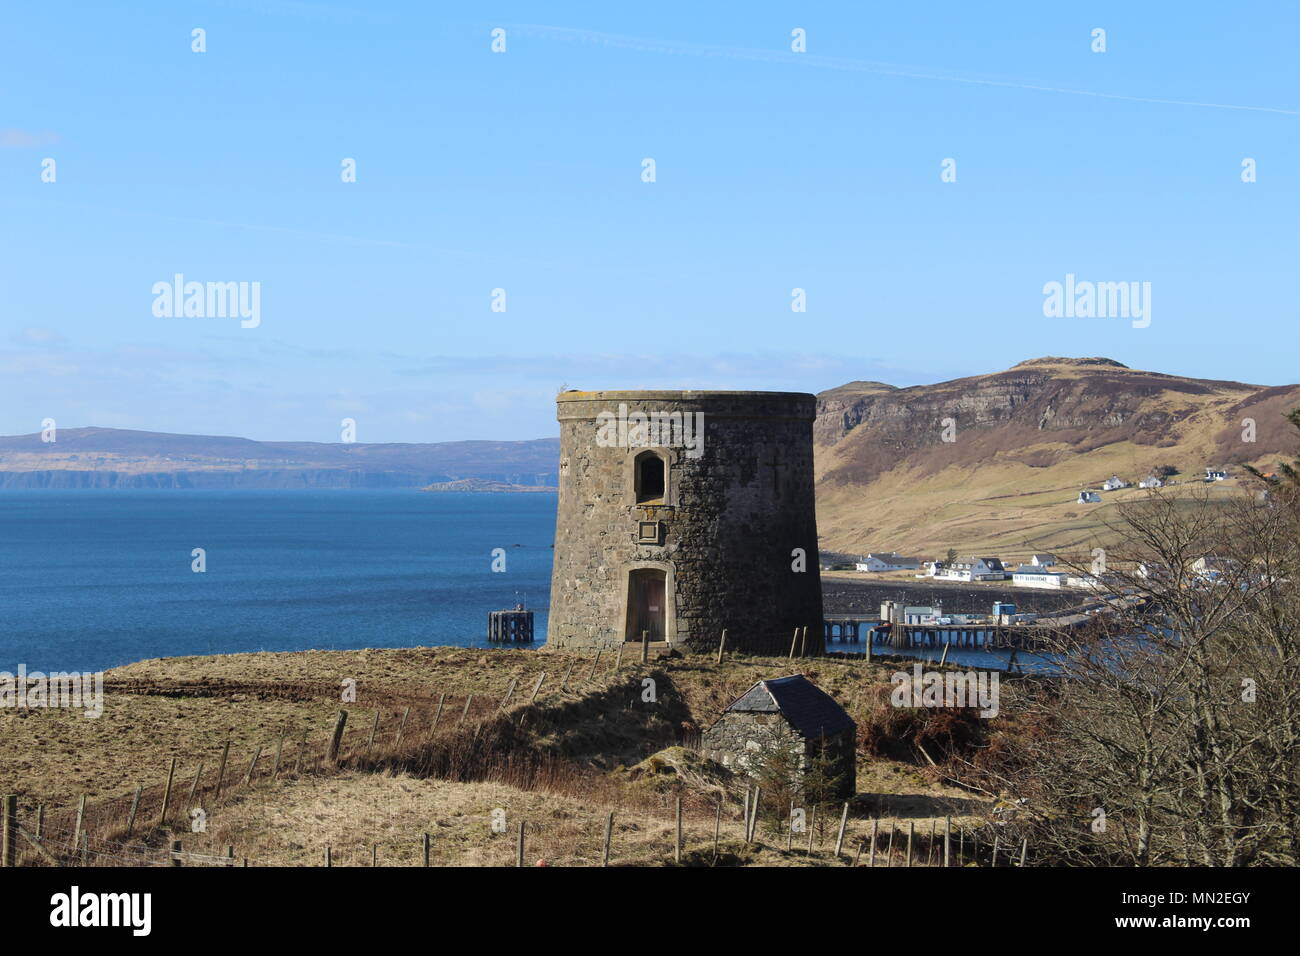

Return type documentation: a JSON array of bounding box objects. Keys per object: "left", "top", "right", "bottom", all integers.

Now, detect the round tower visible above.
[{"left": 548, "top": 390, "right": 823, "bottom": 654}]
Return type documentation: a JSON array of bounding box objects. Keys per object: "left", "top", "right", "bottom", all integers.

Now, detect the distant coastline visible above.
[{"left": 420, "top": 478, "right": 556, "bottom": 493}]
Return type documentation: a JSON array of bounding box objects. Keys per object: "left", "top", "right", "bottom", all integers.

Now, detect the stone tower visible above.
[{"left": 548, "top": 390, "right": 823, "bottom": 654}]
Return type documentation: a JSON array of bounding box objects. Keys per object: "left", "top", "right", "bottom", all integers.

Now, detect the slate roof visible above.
[{"left": 725, "top": 674, "right": 856, "bottom": 738}]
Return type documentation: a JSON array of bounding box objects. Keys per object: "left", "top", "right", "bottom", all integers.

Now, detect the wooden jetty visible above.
[
  {"left": 487, "top": 609, "right": 535, "bottom": 643},
  {"left": 823, "top": 604, "right": 1128, "bottom": 652}
]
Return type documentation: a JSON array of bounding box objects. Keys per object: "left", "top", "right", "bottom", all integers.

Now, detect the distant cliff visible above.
[
  {"left": 814, "top": 357, "right": 1300, "bottom": 555},
  {"left": 0, "top": 427, "right": 559, "bottom": 490}
]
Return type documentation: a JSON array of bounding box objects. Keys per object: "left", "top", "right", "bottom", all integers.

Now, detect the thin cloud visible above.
[
  {"left": 508, "top": 24, "right": 1300, "bottom": 117},
  {"left": 0, "top": 128, "right": 61, "bottom": 148}
]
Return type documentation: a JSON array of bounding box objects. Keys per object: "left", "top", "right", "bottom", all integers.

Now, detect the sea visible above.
[
  {"left": 0, "top": 490, "right": 556, "bottom": 673},
  {"left": 0, "top": 489, "right": 1049, "bottom": 675}
]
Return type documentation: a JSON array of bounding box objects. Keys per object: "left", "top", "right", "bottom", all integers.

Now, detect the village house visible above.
[
  {"left": 701, "top": 674, "right": 856, "bottom": 799},
  {"left": 930, "top": 556, "right": 1008, "bottom": 582},
  {"left": 1139, "top": 475, "right": 1164, "bottom": 489},
  {"left": 1028, "top": 553, "right": 1057, "bottom": 567},
  {"left": 1102, "top": 475, "right": 1128, "bottom": 491},
  {"left": 854, "top": 552, "right": 921, "bottom": 573},
  {"left": 1077, "top": 490, "right": 1102, "bottom": 504},
  {"left": 1011, "top": 565, "right": 1069, "bottom": 589},
  {"left": 1192, "top": 555, "right": 1239, "bottom": 583},
  {"left": 1205, "top": 468, "right": 1229, "bottom": 482}
]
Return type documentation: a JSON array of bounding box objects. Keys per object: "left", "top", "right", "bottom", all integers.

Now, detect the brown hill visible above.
[{"left": 814, "top": 357, "right": 1300, "bottom": 557}]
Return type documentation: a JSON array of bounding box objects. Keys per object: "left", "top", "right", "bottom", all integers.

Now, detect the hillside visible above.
[
  {"left": 814, "top": 357, "right": 1300, "bottom": 556},
  {"left": 0, "top": 427, "right": 560, "bottom": 489}
]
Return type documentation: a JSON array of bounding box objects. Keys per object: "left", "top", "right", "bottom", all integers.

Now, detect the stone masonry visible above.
[{"left": 548, "top": 390, "right": 824, "bottom": 653}]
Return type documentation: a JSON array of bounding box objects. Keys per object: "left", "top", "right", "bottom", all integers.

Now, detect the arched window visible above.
[{"left": 634, "top": 450, "right": 666, "bottom": 504}]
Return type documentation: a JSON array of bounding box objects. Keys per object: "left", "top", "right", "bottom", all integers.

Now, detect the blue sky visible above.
[{"left": 2, "top": 1, "right": 1297, "bottom": 442}]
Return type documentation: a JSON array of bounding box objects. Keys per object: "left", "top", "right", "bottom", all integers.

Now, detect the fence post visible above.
[
  {"left": 788, "top": 628, "right": 799, "bottom": 660},
  {"left": 640, "top": 631, "right": 649, "bottom": 663},
  {"left": 1, "top": 794, "right": 15, "bottom": 868},
  {"left": 36, "top": 803, "right": 45, "bottom": 840},
  {"left": 806, "top": 805, "right": 816, "bottom": 855},
  {"left": 906, "top": 821, "right": 914, "bottom": 867},
  {"left": 716, "top": 629, "right": 727, "bottom": 664},
  {"left": 170, "top": 839, "right": 183, "bottom": 867},
  {"left": 327, "top": 710, "right": 348, "bottom": 765},
  {"left": 529, "top": 674, "right": 546, "bottom": 702},
  {"left": 869, "top": 818, "right": 879, "bottom": 867},
  {"left": 516, "top": 820, "right": 525, "bottom": 867},
  {"left": 431, "top": 693, "right": 446, "bottom": 732},
  {"left": 325, "top": 845, "right": 332, "bottom": 867},
  {"left": 159, "top": 756, "right": 177, "bottom": 826},
  {"left": 423, "top": 833, "right": 431, "bottom": 867},
  {"left": 1019, "top": 837, "right": 1028, "bottom": 867},
  {"left": 215, "top": 739, "right": 231, "bottom": 796},
  {"left": 73, "top": 794, "right": 87, "bottom": 849},
  {"left": 187, "top": 763, "right": 204, "bottom": 808},
  {"left": 499, "top": 678, "right": 519, "bottom": 711},
  {"left": 125, "top": 787, "right": 141, "bottom": 838},
  {"left": 834, "top": 801, "right": 850, "bottom": 858},
  {"left": 395, "top": 707, "right": 410, "bottom": 746},
  {"left": 945, "top": 817, "right": 952, "bottom": 867},
  {"left": 674, "top": 797, "right": 682, "bottom": 864},
  {"left": 366, "top": 710, "right": 381, "bottom": 752},
  {"left": 560, "top": 660, "right": 575, "bottom": 692},
  {"left": 991, "top": 835, "right": 1000, "bottom": 867},
  {"left": 603, "top": 812, "right": 614, "bottom": 867},
  {"left": 713, "top": 802, "right": 721, "bottom": 862},
  {"left": 243, "top": 747, "right": 261, "bottom": 786}
]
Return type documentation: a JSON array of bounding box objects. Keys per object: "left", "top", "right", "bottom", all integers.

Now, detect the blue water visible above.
[
  {"left": 827, "top": 629, "right": 1061, "bottom": 674},
  {"left": 0, "top": 490, "right": 556, "bottom": 672}
]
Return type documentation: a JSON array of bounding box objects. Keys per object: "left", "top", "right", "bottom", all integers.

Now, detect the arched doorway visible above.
[{"left": 625, "top": 568, "right": 666, "bottom": 641}]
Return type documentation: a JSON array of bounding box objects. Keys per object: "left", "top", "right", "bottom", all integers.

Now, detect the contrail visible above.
[{"left": 508, "top": 24, "right": 1300, "bottom": 117}]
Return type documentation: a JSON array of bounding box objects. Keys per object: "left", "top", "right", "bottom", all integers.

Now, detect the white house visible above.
[
  {"left": 1011, "top": 566, "right": 1069, "bottom": 589},
  {"left": 1102, "top": 475, "right": 1127, "bottom": 491},
  {"left": 1136, "top": 561, "right": 1170, "bottom": 581},
  {"left": 1192, "top": 555, "right": 1238, "bottom": 582},
  {"left": 1139, "top": 475, "right": 1164, "bottom": 489},
  {"left": 1078, "top": 490, "right": 1102, "bottom": 504},
  {"left": 1205, "top": 468, "right": 1228, "bottom": 482},
  {"left": 1028, "top": 553, "right": 1057, "bottom": 567},
  {"left": 932, "top": 557, "right": 1008, "bottom": 582},
  {"left": 854, "top": 552, "right": 921, "bottom": 573}
]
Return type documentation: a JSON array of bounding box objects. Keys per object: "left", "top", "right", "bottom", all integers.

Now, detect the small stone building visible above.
[{"left": 702, "top": 674, "right": 856, "bottom": 799}]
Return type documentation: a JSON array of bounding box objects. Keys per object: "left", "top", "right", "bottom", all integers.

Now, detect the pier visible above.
[
  {"left": 487, "top": 609, "right": 535, "bottom": 643},
  {"left": 824, "top": 608, "right": 1120, "bottom": 652}
]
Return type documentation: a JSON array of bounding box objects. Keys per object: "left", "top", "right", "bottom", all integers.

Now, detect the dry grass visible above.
[{"left": 4, "top": 645, "right": 994, "bottom": 867}]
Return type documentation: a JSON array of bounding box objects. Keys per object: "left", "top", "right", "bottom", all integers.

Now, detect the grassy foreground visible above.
[{"left": 1, "top": 645, "right": 991, "bottom": 867}]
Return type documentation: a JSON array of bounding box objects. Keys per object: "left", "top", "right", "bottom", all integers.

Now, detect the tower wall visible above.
[{"left": 548, "top": 390, "right": 823, "bottom": 653}]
